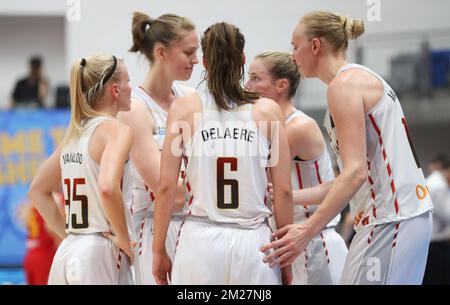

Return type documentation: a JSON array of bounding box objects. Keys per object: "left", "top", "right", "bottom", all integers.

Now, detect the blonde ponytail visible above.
[
  {"left": 343, "top": 17, "right": 365, "bottom": 40},
  {"left": 63, "top": 53, "right": 122, "bottom": 145}
]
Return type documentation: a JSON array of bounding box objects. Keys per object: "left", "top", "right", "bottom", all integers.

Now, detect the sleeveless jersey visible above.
[
  {"left": 183, "top": 90, "right": 272, "bottom": 229},
  {"left": 119, "top": 159, "right": 134, "bottom": 239},
  {"left": 60, "top": 116, "right": 113, "bottom": 234},
  {"left": 323, "top": 64, "right": 433, "bottom": 232},
  {"left": 128, "top": 84, "right": 189, "bottom": 215},
  {"left": 286, "top": 110, "right": 340, "bottom": 227}
]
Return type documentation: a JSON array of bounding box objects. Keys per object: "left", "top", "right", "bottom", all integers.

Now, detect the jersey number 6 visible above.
[
  {"left": 217, "top": 157, "right": 239, "bottom": 209},
  {"left": 63, "top": 178, "right": 89, "bottom": 229}
]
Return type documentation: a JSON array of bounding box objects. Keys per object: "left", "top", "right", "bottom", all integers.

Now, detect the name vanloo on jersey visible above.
[
  {"left": 184, "top": 91, "right": 272, "bottom": 228},
  {"left": 60, "top": 117, "right": 112, "bottom": 234}
]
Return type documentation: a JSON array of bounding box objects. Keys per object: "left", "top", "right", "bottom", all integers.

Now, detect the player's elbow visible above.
[
  {"left": 28, "top": 180, "right": 45, "bottom": 207},
  {"left": 99, "top": 180, "right": 119, "bottom": 200},
  {"left": 27, "top": 184, "right": 38, "bottom": 205},
  {"left": 273, "top": 185, "right": 293, "bottom": 206},
  {"left": 100, "top": 186, "right": 114, "bottom": 200},
  {"left": 156, "top": 182, "right": 174, "bottom": 198},
  {"left": 347, "top": 164, "right": 368, "bottom": 188}
]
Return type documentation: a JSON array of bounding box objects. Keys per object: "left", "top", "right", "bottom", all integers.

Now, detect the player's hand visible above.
[
  {"left": 173, "top": 181, "right": 186, "bottom": 213},
  {"left": 268, "top": 183, "right": 274, "bottom": 205},
  {"left": 281, "top": 265, "right": 293, "bottom": 285},
  {"left": 260, "top": 223, "right": 312, "bottom": 268},
  {"left": 153, "top": 251, "right": 172, "bottom": 285},
  {"left": 103, "top": 232, "right": 136, "bottom": 264}
]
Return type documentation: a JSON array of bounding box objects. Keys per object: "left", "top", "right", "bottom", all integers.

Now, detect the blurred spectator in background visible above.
[
  {"left": 22, "top": 190, "right": 63, "bottom": 285},
  {"left": 424, "top": 155, "right": 450, "bottom": 284},
  {"left": 11, "top": 56, "right": 48, "bottom": 108}
]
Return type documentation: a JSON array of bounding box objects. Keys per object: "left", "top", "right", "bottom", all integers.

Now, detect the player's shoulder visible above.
[
  {"left": 129, "top": 94, "right": 150, "bottom": 112},
  {"left": 96, "top": 117, "right": 133, "bottom": 140},
  {"left": 117, "top": 95, "right": 155, "bottom": 129},
  {"left": 253, "top": 98, "right": 283, "bottom": 121},
  {"left": 330, "top": 66, "right": 381, "bottom": 95},
  {"left": 176, "top": 84, "right": 196, "bottom": 96},
  {"left": 329, "top": 71, "right": 361, "bottom": 95},
  {"left": 287, "top": 112, "right": 319, "bottom": 134},
  {"left": 171, "top": 93, "right": 202, "bottom": 118}
]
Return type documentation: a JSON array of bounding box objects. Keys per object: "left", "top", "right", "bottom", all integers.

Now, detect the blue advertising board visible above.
[{"left": 0, "top": 110, "right": 69, "bottom": 266}]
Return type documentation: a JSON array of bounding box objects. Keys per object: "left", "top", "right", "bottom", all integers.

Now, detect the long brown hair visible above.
[
  {"left": 129, "top": 11, "right": 195, "bottom": 63},
  {"left": 201, "top": 22, "right": 259, "bottom": 111}
]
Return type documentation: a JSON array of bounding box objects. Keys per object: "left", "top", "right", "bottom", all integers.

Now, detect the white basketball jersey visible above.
[
  {"left": 286, "top": 110, "right": 340, "bottom": 227},
  {"left": 60, "top": 116, "right": 113, "bottom": 234},
  {"left": 323, "top": 64, "right": 433, "bottom": 232},
  {"left": 183, "top": 90, "right": 272, "bottom": 228},
  {"left": 128, "top": 84, "right": 189, "bottom": 215},
  {"left": 120, "top": 160, "right": 135, "bottom": 239}
]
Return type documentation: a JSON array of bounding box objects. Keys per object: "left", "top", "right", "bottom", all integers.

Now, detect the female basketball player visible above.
[
  {"left": 246, "top": 51, "right": 347, "bottom": 284},
  {"left": 152, "top": 22, "right": 294, "bottom": 285},
  {"left": 28, "top": 53, "right": 134, "bottom": 284},
  {"left": 117, "top": 12, "right": 199, "bottom": 285},
  {"left": 261, "top": 11, "right": 433, "bottom": 285}
]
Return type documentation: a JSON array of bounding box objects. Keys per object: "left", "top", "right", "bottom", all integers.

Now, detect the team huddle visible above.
[{"left": 28, "top": 10, "right": 433, "bottom": 285}]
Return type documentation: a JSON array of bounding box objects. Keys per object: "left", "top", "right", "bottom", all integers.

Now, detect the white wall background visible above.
[
  {"left": 0, "top": 16, "right": 66, "bottom": 108},
  {"left": 1, "top": 0, "right": 450, "bottom": 109}
]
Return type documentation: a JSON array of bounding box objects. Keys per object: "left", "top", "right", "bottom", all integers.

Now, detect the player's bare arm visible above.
[
  {"left": 262, "top": 77, "right": 367, "bottom": 267},
  {"left": 118, "top": 98, "right": 161, "bottom": 191},
  {"left": 28, "top": 145, "right": 67, "bottom": 240},
  {"left": 152, "top": 95, "right": 198, "bottom": 285},
  {"left": 95, "top": 120, "right": 135, "bottom": 261},
  {"left": 254, "top": 98, "right": 294, "bottom": 284}
]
